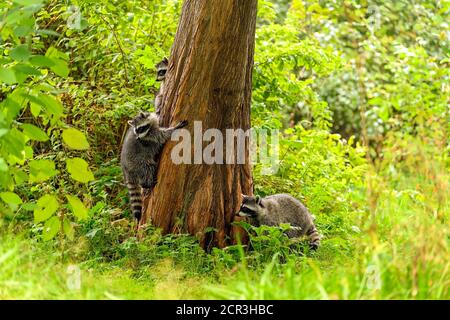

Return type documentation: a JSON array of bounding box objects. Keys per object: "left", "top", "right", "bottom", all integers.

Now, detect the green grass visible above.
[
  {"left": 0, "top": 236, "right": 211, "bottom": 299},
  {"left": 1, "top": 156, "right": 448, "bottom": 300},
  {"left": 211, "top": 158, "right": 450, "bottom": 299},
  {"left": 1, "top": 0, "right": 448, "bottom": 301}
]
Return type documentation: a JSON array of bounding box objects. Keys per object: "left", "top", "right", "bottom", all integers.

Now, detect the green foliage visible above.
[
  {"left": 0, "top": 191, "right": 22, "bottom": 210},
  {"left": 0, "top": 0, "right": 448, "bottom": 300},
  {"left": 253, "top": 0, "right": 340, "bottom": 128},
  {"left": 62, "top": 128, "right": 90, "bottom": 150},
  {"left": 29, "top": 159, "right": 58, "bottom": 182},
  {"left": 42, "top": 216, "right": 59, "bottom": 241},
  {"left": 66, "top": 195, "right": 88, "bottom": 221},
  {"left": 0, "top": 0, "right": 94, "bottom": 242},
  {"left": 212, "top": 163, "right": 450, "bottom": 299},
  {"left": 0, "top": 235, "right": 208, "bottom": 299},
  {"left": 21, "top": 123, "right": 49, "bottom": 142},
  {"left": 66, "top": 157, "right": 94, "bottom": 183},
  {"left": 308, "top": 0, "right": 450, "bottom": 147},
  {"left": 34, "top": 194, "right": 59, "bottom": 223}
]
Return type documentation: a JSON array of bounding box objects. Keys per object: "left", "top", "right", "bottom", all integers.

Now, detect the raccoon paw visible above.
[
  {"left": 176, "top": 120, "right": 188, "bottom": 129},
  {"left": 142, "top": 180, "right": 157, "bottom": 191},
  {"left": 142, "top": 187, "right": 153, "bottom": 197}
]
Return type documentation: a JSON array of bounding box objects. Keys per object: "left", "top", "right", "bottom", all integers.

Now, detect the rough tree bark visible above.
[{"left": 141, "top": 0, "right": 257, "bottom": 249}]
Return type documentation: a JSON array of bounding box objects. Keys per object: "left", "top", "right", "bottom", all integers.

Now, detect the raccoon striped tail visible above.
[
  {"left": 127, "top": 183, "right": 142, "bottom": 222},
  {"left": 307, "top": 225, "right": 320, "bottom": 250}
]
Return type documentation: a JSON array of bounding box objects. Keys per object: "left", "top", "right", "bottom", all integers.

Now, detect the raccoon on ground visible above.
[{"left": 237, "top": 193, "right": 320, "bottom": 249}]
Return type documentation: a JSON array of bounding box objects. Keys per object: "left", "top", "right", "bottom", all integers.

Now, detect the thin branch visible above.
[{"left": 99, "top": 15, "right": 129, "bottom": 86}]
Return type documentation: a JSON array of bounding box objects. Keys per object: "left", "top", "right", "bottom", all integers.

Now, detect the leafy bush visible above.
[
  {"left": 0, "top": 0, "right": 94, "bottom": 244},
  {"left": 0, "top": 0, "right": 448, "bottom": 300}
]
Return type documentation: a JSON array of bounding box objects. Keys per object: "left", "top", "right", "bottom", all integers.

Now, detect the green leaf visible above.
[
  {"left": 30, "top": 103, "right": 41, "bottom": 117},
  {"left": 45, "top": 47, "right": 69, "bottom": 77},
  {"left": 13, "top": 0, "right": 44, "bottom": 5},
  {"left": 19, "top": 92, "right": 63, "bottom": 118},
  {"left": 42, "top": 216, "right": 60, "bottom": 241},
  {"left": 10, "top": 44, "right": 30, "bottom": 62},
  {"left": 39, "top": 94, "right": 63, "bottom": 117},
  {"left": 34, "top": 194, "right": 59, "bottom": 222},
  {"left": 22, "top": 202, "right": 37, "bottom": 211},
  {"left": 29, "top": 159, "right": 58, "bottom": 183},
  {"left": 0, "top": 67, "right": 17, "bottom": 84},
  {"left": 24, "top": 146, "right": 33, "bottom": 159},
  {"left": 29, "top": 55, "right": 55, "bottom": 67},
  {"left": 13, "top": 23, "right": 35, "bottom": 37},
  {"left": 3, "top": 128, "right": 26, "bottom": 160},
  {"left": 12, "top": 63, "right": 40, "bottom": 83},
  {"left": 66, "top": 158, "right": 94, "bottom": 183},
  {"left": 0, "top": 158, "right": 8, "bottom": 172},
  {"left": 21, "top": 93, "right": 63, "bottom": 118},
  {"left": 62, "top": 128, "right": 90, "bottom": 150},
  {"left": 368, "top": 97, "right": 384, "bottom": 106},
  {"left": 45, "top": 47, "right": 68, "bottom": 61},
  {"left": 3, "top": 94, "right": 24, "bottom": 121},
  {"left": 63, "top": 218, "right": 75, "bottom": 240},
  {"left": 14, "top": 169, "right": 28, "bottom": 184},
  {"left": 0, "top": 192, "right": 22, "bottom": 210},
  {"left": 49, "top": 58, "right": 69, "bottom": 77},
  {"left": 36, "top": 29, "right": 60, "bottom": 37},
  {"left": 13, "top": 63, "right": 41, "bottom": 76},
  {"left": 0, "top": 129, "right": 9, "bottom": 138},
  {"left": 377, "top": 105, "right": 390, "bottom": 122},
  {"left": 21, "top": 124, "right": 49, "bottom": 142},
  {"left": 66, "top": 195, "right": 88, "bottom": 221},
  {"left": 6, "top": 6, "right": 35, "bottom": 25}
]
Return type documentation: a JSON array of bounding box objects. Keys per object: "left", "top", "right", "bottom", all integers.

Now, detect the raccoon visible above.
[
  {"left": 154, "top": 57, "right": 168, "bottom": 116},
  {"left": 237, "top": 194, "right": 320, "bottom": 249},
  {"left": 120, "top": 111, "right": 187, "bottom": 221}
]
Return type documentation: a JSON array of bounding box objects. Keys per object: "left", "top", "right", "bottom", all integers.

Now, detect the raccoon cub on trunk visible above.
[
  {"left": 237, "top": 194, "right": 320, "bottom": 249},
  {"left": 154, "top": 57, "right": 168, "bottom": 116},
  {"left": 120, "top": 111, "right": 187, "bottom": 221}
]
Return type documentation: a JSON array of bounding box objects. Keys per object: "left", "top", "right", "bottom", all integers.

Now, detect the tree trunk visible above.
[{"left": 141, "top": 0, "right": 257, "bottom": 249}]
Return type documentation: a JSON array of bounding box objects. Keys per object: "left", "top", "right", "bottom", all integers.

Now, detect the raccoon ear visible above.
[
  {"left": 163, "top": 57, "right": 169, "bottom": 64},
  {"left": 256, "top": 195, "right": 264, "bottom": 207},
  {"left": 127, "top": 120, "right": 133, "bottom": 126}
]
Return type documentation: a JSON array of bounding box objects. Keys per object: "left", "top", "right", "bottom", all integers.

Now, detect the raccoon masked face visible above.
[
  {"left": 237, "top": 195, "right": 264, "bottom": 218},
  {"left": 128, "top": 112, "right": 159, "bottom": 140},
  {"left": 155, "top": 57, "right": 168, "bottom": 81}
]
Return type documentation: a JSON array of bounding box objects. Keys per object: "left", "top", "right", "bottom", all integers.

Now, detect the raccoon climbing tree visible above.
[{"left": 142, "top": 0, "right": 257, "bottom": 249}]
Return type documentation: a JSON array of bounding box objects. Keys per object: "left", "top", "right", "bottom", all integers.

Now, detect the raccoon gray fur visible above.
[
  {"left": 237, "top": 194, "right": 320, "bottom": 249},
  {"left": 120, "top": 111, "right": 187, "bottom": 221},
  {"left": 154, "top": 57, "right": 168, "bottom": 116}
]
